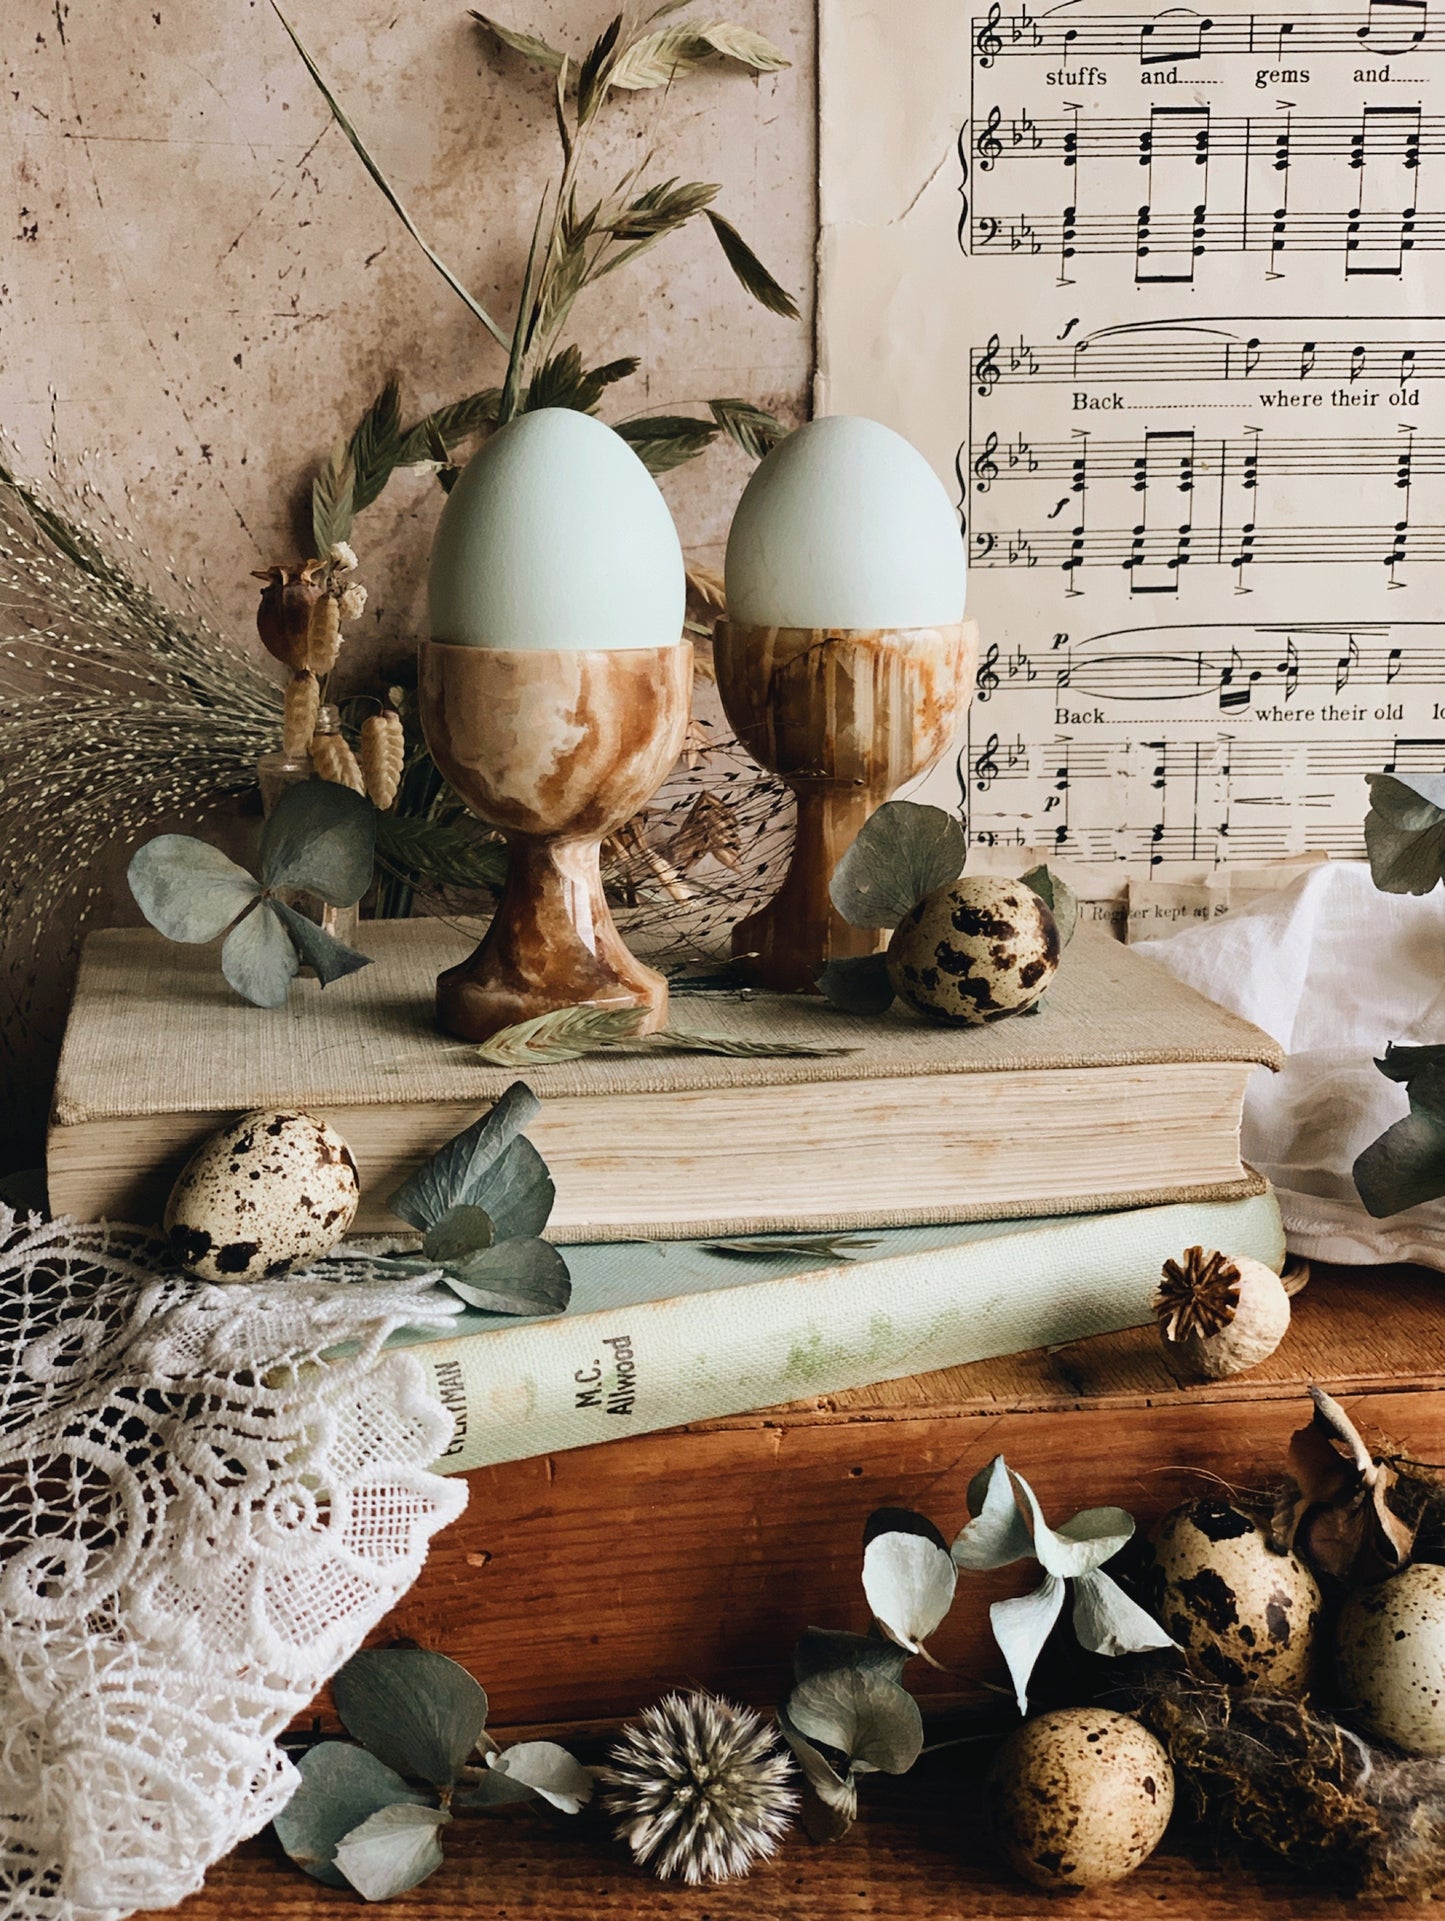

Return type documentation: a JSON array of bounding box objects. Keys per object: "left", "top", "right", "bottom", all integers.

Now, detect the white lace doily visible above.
[{"left": 0, "top": 1209, "right": 468, "bottom": 1921}]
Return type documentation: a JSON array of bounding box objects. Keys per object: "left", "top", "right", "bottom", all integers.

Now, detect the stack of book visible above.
[{"left": 51, "top": 919, "right": 1284, "bottom": 1470}]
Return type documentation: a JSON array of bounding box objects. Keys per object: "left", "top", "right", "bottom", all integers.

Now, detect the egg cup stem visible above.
[
  {"left": 436, "top": 835, "right": 670, "bottom": 1041},
  {"left": 418, "top": 638, "right": 692, "bottom": 1044},
  {"left": 731, "top": 784, "right": 887, "bottom": 992},
  {"left": 714, "top": 619, "right": 978, "bottom": 993}
]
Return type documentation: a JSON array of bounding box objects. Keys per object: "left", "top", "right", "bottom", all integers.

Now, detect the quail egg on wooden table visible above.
[
  {"left": 1336, "top": 1563, "right": 1445, "bottom": 1753},
  {"left": 988, "top": 1708, "right": 1174, "bottom": 1890},
  {"left": 164, "top": 1108, "right": 360, "bottom": 1282},
  {"left": 886, "top": 876, "right": 1059, "bottom": 1025},
  {"left": 1143, "top": 1497, "right": 1322, "bottom": 1692}
]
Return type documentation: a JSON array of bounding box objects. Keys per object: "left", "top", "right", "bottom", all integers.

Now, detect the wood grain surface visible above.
[
  {"left": 371, "top": 1262, "right": 1445, "bottom": 1729},
  {"left": 136, "top": 1758, "right": 1429, "bottom": 1921},
  {"left": 137, "top": 1261, "right": 1445, "bottom": 1920}
]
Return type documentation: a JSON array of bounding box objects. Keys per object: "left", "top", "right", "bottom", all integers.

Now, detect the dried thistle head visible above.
[
  {"left": 599, "top": 1690, "right": 796, "bottom": 1885},
  {"left": 1156, "top": 1247, "right": 1241, "bottom": 1342}
]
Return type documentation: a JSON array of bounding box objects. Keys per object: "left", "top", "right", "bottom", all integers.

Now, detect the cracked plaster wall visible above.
[{"left": 0, "top": 0, "right": 816, "bottom": 1161}]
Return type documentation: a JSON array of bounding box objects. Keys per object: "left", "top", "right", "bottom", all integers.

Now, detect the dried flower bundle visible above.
[
  {"left": 600, "top": 1691, "right": 796, "bottom": 1884},
  {"left": 0, "top": 446, "right": 280, "bottom": 958}
]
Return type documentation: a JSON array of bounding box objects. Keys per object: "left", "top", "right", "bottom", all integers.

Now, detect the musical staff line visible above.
[
  {"left": 970, "top": 208, "right": 1438, "bottom": 266},
  {"left": 974, "top": 109, "right": 1439, "bottom": 167},
  {"left": 973, "top": 2, "right": 1433, "bottom": 66},
  {"left": 971, "top": 326, "right": 1443, "bottom": 391}
]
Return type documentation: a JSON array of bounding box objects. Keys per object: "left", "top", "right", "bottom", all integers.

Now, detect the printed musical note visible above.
[{"left": 969, "top": 6, "right": 1441, "bottom": 63}]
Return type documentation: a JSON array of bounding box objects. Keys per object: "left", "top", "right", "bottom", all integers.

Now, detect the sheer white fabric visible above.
[
  {"left": 0, "top": 1210, "right": 467, "bottom": 1921},
  {"left": 1136, "top": 861, "right": 1445, "bottom": 1269}
]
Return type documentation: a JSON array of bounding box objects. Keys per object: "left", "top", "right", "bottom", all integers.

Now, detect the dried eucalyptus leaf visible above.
[
  {"left": 1071, "top": 1568, "right": 1173, "bottom": 1659},
  {"left": 1354, "top": 1100, "right": 1445, "bottom": 1216},
  {"left": 792, "top": 1626, "right": 910, "bottom": 1689},
  {"left": 829, "top": 801, "right": 966, "bottom": 930},
  {"left": 270, "top": 901, "right": 373, "bottom": 987},
  {"left": 1364, "top": 772, "right": 1445, "bottom": 895},
  {"left": 452, "top": 1769, "right": 537, "bottom": 1809},
  {"left": 387, "top": 1084, "right": 543, "bottom": 1233},
  {"left": 273, "top": 1743, "right": 428, "bottom": 1888},
  {"left": 1019, "top": 864, "right": 1079, "bottom": 947},
  {"left": 333, "top": 1802, "right": 450, "bottom": 1901},
  {"left": 486, "top": 1741, "right": 593, "bottom": 1813},
  {"left": 422, "top": 1205, "right": 495, "bottom": 1262},
  {"left": 440, "top": 1238, "right": 572, "bottom": 1317},
  {"left": 127, "top": 837, "right": 260, "bottom": 943},
  {"left": 776, "top": 1709, "right": 858, "bottom": 1842},
  {"left": 951, "top": 1453, "right": 1032, "bottom": 1570},
  {"left": 861, "top": 1514, "right": 957, "bottom": 1655},
  {"left": 260, "top": 779, "right": 376, "bottom": 905},
  {"left": 705, "top": 210, "right": 799, "bottom": 319},
  {"left": 332, "top": 1649, "right": 488, "bottom": 1789},
  {"left": 990, "top": 1573, "right": 1066, "bottom": 1716},
  {"left": 221, "top": 904, "right": 298, "bottom": 1008},
  {"left": 785, "top": 1667, "right": 923, "bottom": 1775},
  {"left": 816, "top": 953, "right": 895, "bottom": 1015}
]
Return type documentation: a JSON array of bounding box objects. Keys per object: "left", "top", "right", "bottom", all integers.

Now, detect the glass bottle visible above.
[{"left": 256, "top": 704, "right": 361, "bottom": 950}]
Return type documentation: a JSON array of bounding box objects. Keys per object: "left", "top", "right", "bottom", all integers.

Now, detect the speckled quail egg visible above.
[
  {"left": 988, "top": 1708, "right": 1174, "bottom": 1890},
  {"left": 164, "top": 1109, "right": 360, "bottom": 1282},
  {"left": 1336, "top": 1564, "right": 1445, "bottom": 1753},
  {"left": 1142, "top": 1498, "right": 1322, "bottom": 1692},
  {"left": 885, "top": 876, "right": 1059, "bottom": 1026}
]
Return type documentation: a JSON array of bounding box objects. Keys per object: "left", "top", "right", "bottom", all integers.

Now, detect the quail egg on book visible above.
[{"left": 165, "top": 1108, "right": 360, "bottom": 1282}]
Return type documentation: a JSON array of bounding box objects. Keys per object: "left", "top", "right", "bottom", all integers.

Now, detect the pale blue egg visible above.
[
  {"left": 428, "top": 408, "right": 687, "bottom": 651},
  {"left": 725, "top": 415, "right": 967, "bottom": 629}
]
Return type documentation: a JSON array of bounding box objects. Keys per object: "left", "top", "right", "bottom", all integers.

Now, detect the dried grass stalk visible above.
[
  {"left": 310, "top": 729, "right": 365, "bottom": 793},
  {"left": 0, "top": 442, "right": 281, "bottom": 959},
  {"left": 359, "top": 710, "right": 404, "bottom": 810},
  {"left": 283, "top": 671, "right": 320, "bottom": 757}
]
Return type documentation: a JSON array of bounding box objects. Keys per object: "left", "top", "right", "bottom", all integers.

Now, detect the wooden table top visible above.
[
  {"left": 142, "top": 1756, "right": 1424, "bottom": 1920},
  {"left": 134, "top": 1260, "right": 1445, "bottom": 1918}
]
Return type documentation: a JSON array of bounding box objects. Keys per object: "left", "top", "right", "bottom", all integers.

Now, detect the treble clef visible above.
[
  {"left": 976, "top": 106, "right": 1003, "bottom": 171},
  {"left": 976, "top": 642, "right": 1001, "bottom": 702},
  {"left": 974, "top": 732, "right": 1001, "bottom": 790},
  {"left": 972, "top": 431, "right": 1000, "bottom": 493},
  {"left": 975, "top": 1, "right": 1003, "bottom": 66},
  {"left": 974, "top": 333, "right": 1002, "bottom": 398}
]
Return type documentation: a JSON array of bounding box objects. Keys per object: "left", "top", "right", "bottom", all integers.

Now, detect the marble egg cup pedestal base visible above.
[
  {"left": 714, "top": 619, "right": 979, "bottom": 993},
  {"left": 418, "top": 639, "right": 692, "bottom": 1042}
]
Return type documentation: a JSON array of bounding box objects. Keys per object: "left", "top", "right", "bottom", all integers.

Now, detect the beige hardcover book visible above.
[{"left": 48, "top": 920, "right": 1281, "bottom": 1239}]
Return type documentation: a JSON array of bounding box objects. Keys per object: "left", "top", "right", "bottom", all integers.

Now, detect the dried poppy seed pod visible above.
[
  {"left": 283, "top": 671, "right": 320, "bottom": 758},
  {"left": 1155, "top": 1246, "right": 1292, "bottom": 1382},
  {"left": 306, "top": 593, "right": 343, "bottom": 674},
  {"left": 309, "top": 727, "right": 365, "bottom": 794},
  {"left": 360, "top": 710, "right": 404, "bottom": 810},
  {"left": 254, "top": 561, "right": 324, "bottom": 670}
]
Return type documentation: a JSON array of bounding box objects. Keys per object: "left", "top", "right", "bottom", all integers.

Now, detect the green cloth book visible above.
[
  {"left": 49, "top": 922, "right": 1280, "bottom": 1241},
  {"left": 394, "top": 1186, "right": 1285, "bottom": 1472}
]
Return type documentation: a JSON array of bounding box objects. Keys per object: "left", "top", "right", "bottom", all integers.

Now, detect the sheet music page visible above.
[{"left": 817, "top": 0, "right": 1444, "bottom": 878}]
